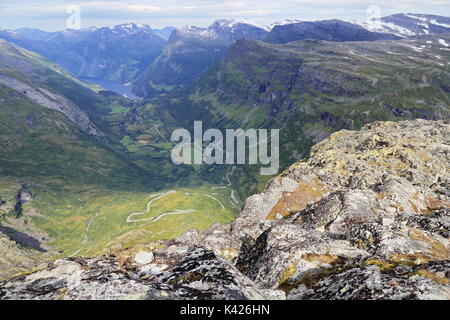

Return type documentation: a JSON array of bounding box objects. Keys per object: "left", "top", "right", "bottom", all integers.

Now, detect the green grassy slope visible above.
[
  {"left": 123, "top": 34, "right": 450, "bottom": 198},
  {"left": 0, "top": 40, "right": 238, "bottom": 278},
  {"left": 2, "top": 33, "right": 449, "bottom": 278},
  {"left": 0, "top": 39, "right": 137, "bottom": 137}
]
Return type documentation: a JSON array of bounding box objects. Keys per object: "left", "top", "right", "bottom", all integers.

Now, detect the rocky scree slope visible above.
[
  {"left": 0, "top": 39, "right": 100, "bottom": 136},
  {"left": 1, "top": 120, "right": 449, "bottom": 300}
]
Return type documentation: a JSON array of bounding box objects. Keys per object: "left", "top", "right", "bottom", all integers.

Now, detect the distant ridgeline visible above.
[{"left": 0, "top": 13, "right": 449, "bottom": 279}]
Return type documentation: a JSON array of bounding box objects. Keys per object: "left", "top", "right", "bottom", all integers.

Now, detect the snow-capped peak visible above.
[
  {"left": 179, "top": 25, "right": 216, "bottom": 39},
  {"left": 401, "top": 13, "right": 450, "bottom": 29},
  {"left": 269, "top": 19, "right": 302, "bottom": 29},
  {"left": 348, "top": 19, "right": 416, "bottom": 37},
  {"left": 345, "top": 13, "right": 450, "bottom": 38},
  {"left": 104, "top": 23, "right": 154, "bottom": 36},
  {"left": 0, "top": 29, "right": 19, "bottom": 35},
  {"left": 108, "top": 23, "right": 151, "bottom": 31},
  {"left": 212, "top": 18, "right": 270, "bottom": 31}
]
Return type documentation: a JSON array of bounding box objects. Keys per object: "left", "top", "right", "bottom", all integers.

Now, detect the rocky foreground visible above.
[{"left": 1, "top": 120, "right": 449, "bottom": 300}]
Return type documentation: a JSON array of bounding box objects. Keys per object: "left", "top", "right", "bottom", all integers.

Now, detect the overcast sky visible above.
[{"left": 1, "top": 0, "right": 449, "bottom": 31}]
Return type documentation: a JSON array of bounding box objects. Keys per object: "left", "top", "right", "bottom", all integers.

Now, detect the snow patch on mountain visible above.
[
  {"left": 180, "top": 25, "right": 216, "bottom": 39},
  {"left": 349, "top": 13, "right": 450, "bottom": 38},
  {"left": 269, "top": 19, "right": 302, "bottom": 29},
  {"left": 404, "top": 13, "right": 428, "bottom": 22},
  {"left": 106, "top": 23, "right": 153, "bottom": 36},
  {"left": 214, "top": 18, "right": 270, "bottom": 31},
  {"left": 350, "top": 20, "right": 416, "bottom": 37},
  {"left": 439, "top": 39, "right": 449, "bottom": 47},
  {"left": 431, "top": 19, "right": 450, "bottom": 28}
]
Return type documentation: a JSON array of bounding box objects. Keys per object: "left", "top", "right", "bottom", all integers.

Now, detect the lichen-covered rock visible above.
[
  {"left": 230, "top": 120, "right": 450, "bottom": 297},
  {"left": 1, "top": 120, "right": 449, "bottom": 300},
  {"left": 307, "top": 261, "right": 450, "bottom": 300},
  {"left": 235, "top": 225, "right": 369, "bottom": 289},
  {"left": 134, "top": 251, "right": 154, "bottom": 265},
  {"left": 0, "top": 246, "right": 267, "bottom": 300}
]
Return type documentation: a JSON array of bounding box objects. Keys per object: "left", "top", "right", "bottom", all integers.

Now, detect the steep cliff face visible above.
[
  {"left": 0, "top": 74, "right": 100, "bottom": 136},
  {"left": 1, "top": 120, "right": 449, "bottom": 300},
  {"left": 0, "top": 38, "right": 133, "bottom": 137}
]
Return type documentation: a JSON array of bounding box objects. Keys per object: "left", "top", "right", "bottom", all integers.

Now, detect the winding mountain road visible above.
[
  {"left": 126, "top": 190, "right": 227, "bottom": 225},
  {"left": 69, "top": 189, "right": 233, "bottom": 257}
]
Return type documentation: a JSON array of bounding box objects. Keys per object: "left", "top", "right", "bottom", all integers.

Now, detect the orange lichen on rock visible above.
[
  {"left": 406, "top": 228, "right": 450, "bottom": 260},
  {"left": 416, "top": 269, "right": 450, "bottom": 285},
  {"left": 301, "top": 253, "right": 344, "bottom": 265},
  {"left": 422, "top": 196, "right": 450, "bottom": 215},
  {"left": 267, "top": 180, "right": 329, "bottom": 220}
]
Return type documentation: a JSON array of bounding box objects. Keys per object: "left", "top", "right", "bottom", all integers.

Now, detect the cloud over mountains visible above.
[{"left": 1, "top": 0, "right": 449, "bottom": 30}]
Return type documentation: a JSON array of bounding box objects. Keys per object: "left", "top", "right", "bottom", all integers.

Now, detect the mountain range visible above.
[
  {"left": 135, "top": 13, "right": 450, "bottom": 96},
  {"left": 0, "top": 23, "right": 167, "bottom": 84},
  {"left": 125, "top": 32, "right": 450, "bottom": 198},
  {"left": 2, "top": 13, "right": 450, "bottom": 98},
  {"left": 0, "top": 11, "right": 448, "bottom": 299}
]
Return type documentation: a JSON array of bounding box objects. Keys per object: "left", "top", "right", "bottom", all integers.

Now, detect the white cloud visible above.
[{"left": 0, "top": 0, "right": 448, "bottom": 30}]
